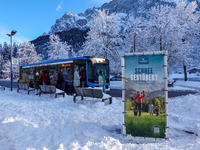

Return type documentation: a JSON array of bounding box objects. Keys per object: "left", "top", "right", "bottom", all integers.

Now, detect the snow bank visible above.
[{"left": 0, "top": 88, "right": 200, "bottom": 149}]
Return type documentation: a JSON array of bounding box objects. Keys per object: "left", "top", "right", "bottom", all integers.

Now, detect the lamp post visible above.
[{"left": 6, "top": 30, "right": 17, "bottom": 91}]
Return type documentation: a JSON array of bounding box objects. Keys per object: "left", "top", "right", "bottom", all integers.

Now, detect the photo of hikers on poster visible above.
[{"left": 125, "top": 54, "right": 165, "bottom": 138}]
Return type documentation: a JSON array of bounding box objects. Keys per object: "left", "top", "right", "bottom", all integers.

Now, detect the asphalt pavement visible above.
[
  {"left": 106, "top": 89, "right": 197, "bottom": 98},
  {"left": 0, "top": 81, "right": 198, "bottom": 98}
]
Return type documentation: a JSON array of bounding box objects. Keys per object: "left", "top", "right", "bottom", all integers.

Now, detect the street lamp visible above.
[{"left": 6, "top": 30, "right": 17, "bottom": 91}]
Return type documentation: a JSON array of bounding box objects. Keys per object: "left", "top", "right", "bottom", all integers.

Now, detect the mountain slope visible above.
[
  {"left": 32, "top": 0, "right": 199, "bottom": 59},
  {"left": 31, "top": 28, "right": 89, "bottom": 59}
]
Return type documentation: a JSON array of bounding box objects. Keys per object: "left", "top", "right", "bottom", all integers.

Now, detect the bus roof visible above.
[{"left": 20, "top": 57, "right": 90, "bottom": 67}]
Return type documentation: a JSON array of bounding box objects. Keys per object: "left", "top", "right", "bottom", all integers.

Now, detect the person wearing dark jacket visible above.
[
  {"left": 45, "top": 72, "right": 51, "bottom": 85},
  {"left": 33, "top": 72, "right": 41, "bottom": 95},
  {"left": 55, "top": 70, "right": 65, "bottom": 91}
]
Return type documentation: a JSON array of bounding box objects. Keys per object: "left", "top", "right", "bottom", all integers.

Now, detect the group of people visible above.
[
  {"left": 32, "top": 66, "right": 107, "bottom": 95},
  {"left": 33, "top": 70, "right": 66, "bottom": 95},
  {"left": 73, "top": 66, "right": 86, "bottom": 88},
  {"left": 131, "top": 91, "right": 160, "bottom": 116},
  {"left": 148, "top": 101, "right": 160, "bottom": 116},
  {"left": 74, "top": 66, "right": 106, "bottom": 93}
]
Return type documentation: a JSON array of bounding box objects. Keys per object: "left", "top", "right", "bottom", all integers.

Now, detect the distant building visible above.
[{"left": 187, "top": 67, "right": 200, "bottom": 73}]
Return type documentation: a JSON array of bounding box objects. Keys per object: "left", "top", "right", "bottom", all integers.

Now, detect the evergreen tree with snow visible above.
[
  {"left": 0, "top": 44, "right": 3, "bottom": 55},
  {"left": 0, "top": 54, "right": 4, "bottom": 78},
  {"left": 12, "top": 42, "right": 18, "bottom": 58},
  {"left": 2, "top": 42, "right": 10, "bottom": 62},
  {"left": 17, "top": 40, "right": 42, "bottom": 65},
  {"left": 48, "top": 34, "right": 71, "bottom": 60},
  {"left": 82, "top": 9, "right": 122, "bottom": 70}
]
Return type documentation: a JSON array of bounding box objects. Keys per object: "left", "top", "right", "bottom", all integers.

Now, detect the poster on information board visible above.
[{"left": 121, "top": 51, "right": 168, "bottom": 139}]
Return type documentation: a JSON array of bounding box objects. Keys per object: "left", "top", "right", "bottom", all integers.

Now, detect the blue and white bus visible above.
[{"left": 19, "top": 57, "right": 110, "bottom": 90}]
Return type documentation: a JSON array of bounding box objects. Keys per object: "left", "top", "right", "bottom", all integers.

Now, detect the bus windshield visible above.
[{"left": 88, "top": 58, "right": 109, "bottom": 84}]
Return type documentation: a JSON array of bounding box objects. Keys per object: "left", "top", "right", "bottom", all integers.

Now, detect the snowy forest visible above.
[{"left": 0, "top": 1, "right": 199, "bottom": 80}]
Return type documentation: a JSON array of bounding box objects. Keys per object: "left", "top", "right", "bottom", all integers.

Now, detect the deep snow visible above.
[{"left": 0, "top": 87, "right": 200, "bottom": 150}]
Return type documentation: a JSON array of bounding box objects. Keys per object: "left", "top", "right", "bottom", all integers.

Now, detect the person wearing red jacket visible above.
[
  {"left": 80, "top": 67, "right": 86, "bottom": 87},
  {"left": 132, "top": 91, "right": 145, "bottom": 116},
  {"left": 41, "top": 70, "right": 47, "bottom": 85}
]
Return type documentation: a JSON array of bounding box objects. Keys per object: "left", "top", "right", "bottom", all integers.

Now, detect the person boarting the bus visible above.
[
  {"left": 73, "top": 66, "right": 81, "bottom": 87},
  {"left": 80, "top": 67, "right": 86, "bottom": 87}
]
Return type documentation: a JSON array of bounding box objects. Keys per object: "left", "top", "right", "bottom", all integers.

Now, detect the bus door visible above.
[{"left": 73, "top": 59, "right": 87, "bottom": 86}]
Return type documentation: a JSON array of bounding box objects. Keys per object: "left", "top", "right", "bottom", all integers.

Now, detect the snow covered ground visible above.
[{"left": 0, "top": 87, "right": 200, "bottom": 150}]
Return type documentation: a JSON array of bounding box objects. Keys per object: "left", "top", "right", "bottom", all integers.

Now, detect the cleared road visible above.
[{"left": 106, "top": 89, "right": 197, "bottom": 98}]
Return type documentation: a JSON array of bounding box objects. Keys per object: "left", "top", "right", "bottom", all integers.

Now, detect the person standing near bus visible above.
[
  {"left": 54, "top": 70, "right": 65, "bottom": 91},
  {"left": 41, "top": 70, "right": 47, "bottom": 85},
  {"left": 33, "top": 72, "right": 41, "bottom": 95},
  {"left": 58, "top": 72, "right": 66, "bottom": 91},
  {"left": 45, "top": 72, "right": 51, "bottom": 85},
  {"left": 52, "top": 72, "right": 58, "bottom": 87},
  {"left": 80, "top": 67, "right": 86, "bottom": 87},
  {"left": 73, "top": 66, "right": 81, "bottom": 87},
  {"left": 98, "top": 71, "right": 106, "bottom": 93}
]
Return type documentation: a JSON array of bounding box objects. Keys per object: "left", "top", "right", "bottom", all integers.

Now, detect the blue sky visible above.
[{"left": 0, "top": 0, "right": 111, "bottom": 45}]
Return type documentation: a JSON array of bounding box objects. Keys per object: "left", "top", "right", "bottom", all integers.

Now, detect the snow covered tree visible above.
[
  {"left": 144, "top": 5, "right": 181, "bottom": 53},
  {"left": 2, "top": 59, "right": 19, "bottom": 79},
  {"left": 71, "top": 48, "right": 76, "bottom": 58},
  {"left": 124, "top": 14, "right": 144, "bottom": 52},
  {"left": 0, "top": 54, "right": 4, "bottom": 78},
  {"left": 0, "top": 44, "right": 2, "bottom": 55},
  {"left": 171, "top": 1, "right": 200, "bottom": 81},
  {"left": 143, "top": 4, "right": 187, "bottom": 76},
  {"left": 48, "top": 34, "right": 71, "bottom": 60},
  {"left": 82, "top": 9, "right": 122, "bottom": 71},
  {"left": 17, "top": 40, "right": 42, "bottom": 65},
  {"left": 12, "top": 42, "right": 18, "bottom": 58},
  {"left": 2, "top": 42, "right": 10, "bottom": 62}
]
